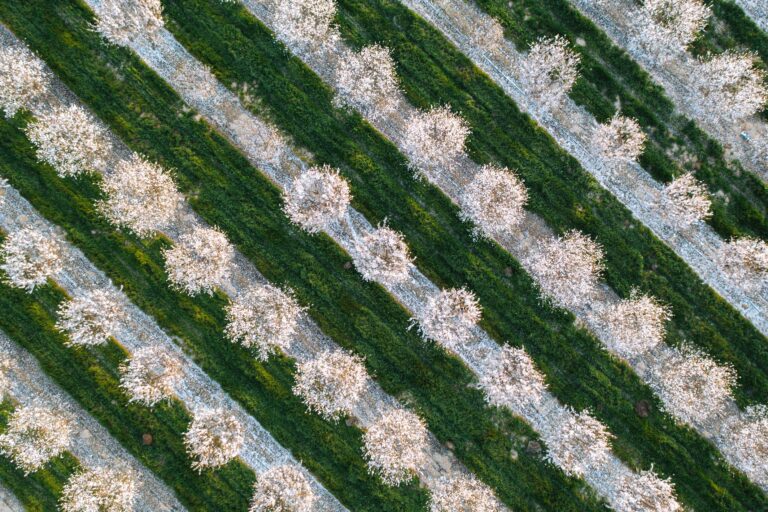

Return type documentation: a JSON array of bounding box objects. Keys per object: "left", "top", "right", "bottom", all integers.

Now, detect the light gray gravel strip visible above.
[
  {"left": 0, "top": 483, "right": 24, "bottom": 512},
  {"left": 734, "top": 0, "right": 768, "bottom": 33}
]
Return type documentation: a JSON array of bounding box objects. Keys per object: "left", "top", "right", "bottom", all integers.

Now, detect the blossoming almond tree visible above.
[
  {"left": 184, "top": 408, "right": 244, "bottom": 471},
  {"left": 429, "top": 475, "right": 501, "bottom": 512},
  {"left": 98, "top": 154, "right": 184, "bottom": 238},
  {"left": 402, "top": 105, "right": 470, "bottom": 180},
  {"left": 249, "top": 464, "right": 317, "bottom": 512},
  {"left": 0, "top": 402, "right": 71, "bottom": 475},
  {"left": 413, "top": 288, "right": 482, "bottom": 351},
  {"left": 224, "top": 284, "right": 304, "bottom": 360},
  {"left": 59, "top": 467, "right": 137, "bottom": 512},
  {"left": 694, "top": 51, "right": 768, "bottom": 122},
  {"left": 163, "top": 226, "right": 234, "bottom": 295},
  {"left": 592, "top": 114, "right": 648, "bottom": 163},
  {"left": 479, "top": 344, "right": 547, "bottom": 411},
  {"left": 0, "top": 227, "right": 64, "bottom": 292},
  {"left": 272, "top": 0, "right": 337, "bottom": 56},
  {"left": 334, "top": 44, "right": 399, "bottom": 120},
  {"left": 293, "top": 349, "right": 368, "bottom": 421},
  {"left": 597, "top": 290, "right": 672, "bottom": 358},
  {"left": 545, "top": 409, "right": 613, "bottom": 477},
  {"left": 352, "top": 224, "right": 413, "bottom": 285},
  {"left": 362, "top": 409, "right": 428, "bottom": 486},
  {"left": 614, "top": 469, "right": 682, "bottom": 512},
  {"left": 659, "top": 173, "right": 712, "bottom": 230},
  {"left": 636, "top": 0, "right": 711, "bottom": 58},
  {"left": 96, "top": 0, "right": 164, "bottom": 47},
  {"left": 0, "top": 45, "right": 49, "bottom": 117},
  {"left": 283, "top": 165, "right": 351, "bottom": 233},
  {"left": 56, "top": 289, "right": 125, "bottom": 347},
  {"left": 119, "top": 345, "right": 184, "bottom": 407},
  {"left": 460, "top": 164, "right": 528, "bottom": 238},
  {"left": 520, "top": 36, "right": 580, "bottom": 109},
  {"left": 722, "top": 405, "right": 768, "bottom": 487},
  {"left": 718, "top": 237, "right": 768, "bottom": 292}
]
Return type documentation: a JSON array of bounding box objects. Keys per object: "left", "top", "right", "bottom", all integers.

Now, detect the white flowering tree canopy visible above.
[
  {"left": 163, "top": 226, "right": 234, "bottom": 295},
  {"left": 293, "top": 349, "right": 368, "bottom": 421},
  {"left": 650, "top": 344, "right": 736, "bottom": 425},
  {"left": 0, "top": 403, "right": 71, "bottom": 475},
  {"left": 184, "top": 408, "right": 245, "bottom": 471},
  {"left": 273, "top": 0, "right": 337, "bottom": 55},
  {"left": 0, "top": 227, "right": 65, "bottom": 292},
  {"left": 352, "top": 224, "right": 413, "bottom": 285},
  {"left": 56, "top": 288, "right": 125, "bottom": 347},
  {"left": 479, "top": 344, "right": 547, "bottom": 411},
  {"left": 0, "top": 45, "right": 49, "bottom": 117},
  {"left": 525, "top": 230, "right": 604, "bottom": 310},
  {"left": 26, "top": 104, "right": 110, "bottom": 177},
  {"left": 363, "top": 409, "right": 428, "bottom": 486},
  {"left": 614, "top": 469, "right": 682, "bottom": 512},
  {"left": 249, "top": 464, "right": 317, "bottom": 512},
  {"left": 59, "top": 467, "right": 137, "bottom": 512},
  {"left": 0, "top": 350, "right": 13, "bottom": 401},
  {"left": 119, "top": 345, "right": 184, "bottom": 407},
  {"left": 402, "top": 105, "right": 470, "bottom": 180},
  {"left": 283, "top": 165, "right": 351, "bottom": 233},
  {"left": 98, "top": 154, "right": 183, "bottom": 238},
  {"left": 460, "top": 164, "right": 528, "bottom": 238},
  {"left": 96, "top": 0, "right": 164, "bottom": 47},
  {"left": 694, "top": 51, "right": 768, "bottom": 122},
  {"left": 429, "top": 475, "right": 501, "bottom": 512},
  {"left": 592, "top": 114, "right": 647, "bottom": 163},
  {"left": 719, "top": 237, "right": 768, "bottom": 292},
  {"left": 224, "top": 284, "right": 303, "bottom": 360},
  {"left": 413, "top": 288, "right": 481, "bottom": 350},
  {"left": 660, "top": 173, "right": 711, "bottom": 229},
  {"left": 638, "top": 0, "right": 711, "bottom": 56},
  {"left": 334, "top": 44, "right": 399, "bottom": 119},
  {"left": 520, "top": 35, "right": 580, "bottom": 108},
  {"left": 723, "top": 405, "right": 768, "bottom": 487},
  {"left": 546, "top": 409, "right": 613, "bottom": 477},
  {"left": 598, "top": 290, "right": 671, "bottom": 358}
]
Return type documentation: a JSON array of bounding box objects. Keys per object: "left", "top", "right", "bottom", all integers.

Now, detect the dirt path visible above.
[{"left": 735, "top": 0, "right": 768, "bottom": 33}]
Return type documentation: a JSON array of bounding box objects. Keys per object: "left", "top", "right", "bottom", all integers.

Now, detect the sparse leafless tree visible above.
[
  {"left": 520, "top": 35, "right": 580, "bottom": 108},
  {"left": 59, "top": 467, "right": 137, "bottom": 512},
  {"left": 659, "top": 173, "right": 712, "bottom": 229},
  {"left": 402, "top": 105, "right": 470, "bottom": 181},
  {"left": 249, "top": 464, "right": 317, "bottom": 512},
  {"left": 56, "top": 289, "right": 125, "bottom": 347},
  {"left": 352, "top": 223, "right": 413, "bottom": 286},
  {"left": 184, "top": 408, "right": 244, "bottom": 471},
  {"left": 546, "top": 409, "right": 613, "bottom": 477},
  {"left": 597, "top": 290, "right": 671, "bottom": 358},
  {"left": 363, "top": 409, "right": 428, "bottom": 486},
  {"left": 26, "top": 104, "right": 110, "bottom": 177},
  {"left": 163, "top": 226, "right": 234, "bottom": 296},
  {"left": 224, "top": 284, "right": 304, "bottom": 361},
  {"left": 694, "top": 51, "right": 768, "bottom": 122},
  {"left": 0, "top": 402, "right": 71, "bottom": 475},
  {"left": 593, "top": 114, "right": 647, "bottom": 163},
  {"left": 334, "top": 44, "right": 399, "bottom": 120},
  {"left": 0, "top": 45, "right": 49, "bottom": 117},
  {"left": 0, "top": 227, "right": 64, "bottom": 292},
  {"left": 479, "top": 344, "right": 547, "bottom": 411},
  {"left": 460, "top": 164, "right": 528, "bottom": 238},
  {"left": 413, "top": 288, "right": 481, "bottom": 351},
  {"left": 293, "top": 349, "right": 368, "bottom": 421},
  {"left": 429, "top": 474, "right": 501, "bottom": 512},
  {"left": 283, "top": 165, "right": 351, "bottom": 234},
  {"left": 119, "top": 345, "right": 184, "bottom": 407}
]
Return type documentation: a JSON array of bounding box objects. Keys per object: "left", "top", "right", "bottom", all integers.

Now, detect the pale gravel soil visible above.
[
  {"left": 404, "top": 0, "right": 768, "bottom": 338},
  {"left": 568, "top": 0, "right": 768, "bottom": 183},
  {"left": 233, "top": 0, "right": 768, "bottom": 494},
  {"left": 0, "top": 482, "right": 25, "bottom": 511},
  {"left": 734, "top": 0, "right": 768, "bottom": 33},
  {"left": 0, "top": 22, "right": 490, "bottom": 506},
  {"left": 0, "top": 331, "right": 185, "bottom": 512},
  {"left": 75, "top": 0, "right": 658, "bottom": 506}
]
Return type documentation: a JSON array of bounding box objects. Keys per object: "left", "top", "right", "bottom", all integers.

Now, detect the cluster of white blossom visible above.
[
  {"left": 184, "top": 408, "right": 244, "bottom": 471},
  {"left": 597, "top": 290, "right": 671, "bottom": 358},
  {"left": 352, "top": 224, "right": 413, "bottom": 285},
  {"left": 293, "top": 349, "right": 368, "bottom": 421},
  {"left": 98, "top": 154, "right": 183, "bottom": 237},
  {"left": 520, "top": 36, "right": 580, "bottom": 108},
  {"left": 0, "top": 351, "right": 13, "bottom": 400},
  {"left": 119, "top": 345, "right": 184, "bottom": 407},
  {"left": 363, "top": 409, "right": 428, "bottom": 486},
  {"left": 59, "top": 467, "right": 136, "bottom": 512},
  {"left": 525, "top": 230, "right": 604, "bottom": 310},
  {"left": 637, "top": 0, "right": 711, "bottom": 57},
  {"left": 224, "top": 284, "right": 303, "bottom": 361},
  {"left": 56, "top": 288, "right": 125, "bottom": 347},
  {"left": 273, "top": 0, "right": 338, "bottom": 56},
  {"left": 649, "top": 344, "right": 736, "bottom": 425},
  {"left": 163, "top": 226, "right": 234, "bottom": 295},
  {"left": 0, "top": 45, "right": 49, "bottom": 117},
  {"left": 0, "top": 227, "right": 64, "bottom": 291},
  {"left": 694, "top": 51, "right": 768, "bottom": 122},
  {"left": 96, "top": 0, "right": 164, "bottom": 47},
  {"left": 718, "top": 237, "right": 768, "bottom": 292},
  {"left": 283, "top": 165, "right": 351, "bottom": 233},
  {"left": 592, "top": 114, "right": 647, "bottom": 163},
  {"left": 26, "top": 104, "right": 110, "bottom": 177},
  {"left": 722, "top": 405, "right": 768, "bottom": 487},
  {"left": 334, "top": 44, "right": 399, "bottom": 119},
  {"left": 413, "top": 288, "right": 481, "bottom": 351},
  {"left": 614, "top": 469, "right": 682, "bottom": 512},
  {"left": 429, "top": 475, "right": 501, "bottom": 512},
  {"left": 402, "top": 106, "right": 470, "bottom": 180},
  {"left": 249, "top": 464, "right": 317, "bottom": 512},
  {"left": 659, "top": 173, "right": 711, "bottom": 229},
  {"left": 460, "top": 164, "right": 528, "bottom": 238},
  {"left": 479, "top": 345, "right": 547, "bottom": 411},
  {"left": 546, "top": 410, "right": 613, "bottom": 477},
  {"left": 0, "top": 403, "right": 71, "bottom": 474}
]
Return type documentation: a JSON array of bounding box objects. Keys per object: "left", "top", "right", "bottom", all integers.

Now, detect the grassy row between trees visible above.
[
  {"left": 0, "top": 400, "right": 78, "bottom": 512},
  {"left": 1, "top": 0, "right": 762, "bottom": 508},
  {"left": 0, "top": 4, "right": 605, "bottom": 510}
]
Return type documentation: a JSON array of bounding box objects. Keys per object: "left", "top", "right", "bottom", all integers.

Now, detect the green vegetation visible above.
[{"left": 0, "top": 400, "right": 79, "bottom": 512}]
